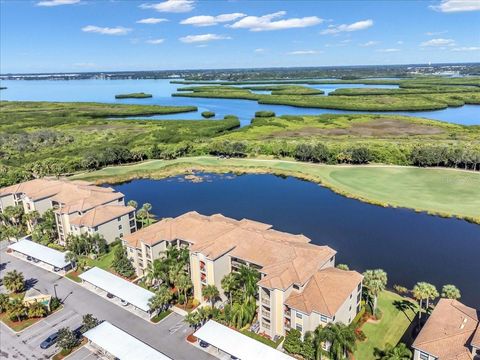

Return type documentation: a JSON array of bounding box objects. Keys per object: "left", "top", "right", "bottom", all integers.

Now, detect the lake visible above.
[
  {"left": 110, "top": 173, "right": 480, "bottom": 308},
  {"left": 1, "top": 79, "right": 479, "bottom": 126}
]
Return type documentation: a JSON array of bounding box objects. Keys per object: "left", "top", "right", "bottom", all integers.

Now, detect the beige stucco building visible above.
[
  {"left": 412, "top": 299, "right": 480, "bottom": 360},
  {"left": 0, "top": 178, "right": 136, "bottom": 244},
  {"left": 123, "top": 211, "right": 363, "bottom": 339}
]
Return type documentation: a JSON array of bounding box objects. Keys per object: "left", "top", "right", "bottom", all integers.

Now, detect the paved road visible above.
[{"left": 0, "top": 242, "right": 214, "bottom": 360}]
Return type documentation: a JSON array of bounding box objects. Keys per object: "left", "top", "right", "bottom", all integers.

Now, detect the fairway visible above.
[{"left": 72, "top": 157, "right": 480, "bottom": 223}]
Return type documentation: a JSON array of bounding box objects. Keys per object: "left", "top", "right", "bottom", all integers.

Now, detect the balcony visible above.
[
  {"left": 261, "top": 310, "right": 270, "bottom": 318},
  {"left": 200, "top": 261, "right": 206, "bottom": 272},
  {"left": 261, "top": 297, "right": 271, "bottom": 306}
]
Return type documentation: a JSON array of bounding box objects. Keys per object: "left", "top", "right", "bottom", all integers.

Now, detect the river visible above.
[{"left": 1, "top": 79, "right": 478, "bottom": 126}]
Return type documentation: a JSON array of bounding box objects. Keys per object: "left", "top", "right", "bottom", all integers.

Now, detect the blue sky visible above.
[{"left": 1, "top": 0, "right": 479, "bottom": 74}]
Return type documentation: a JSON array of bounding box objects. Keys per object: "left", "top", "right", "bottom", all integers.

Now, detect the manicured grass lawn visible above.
[
  {"left": 354, "top": 291, "right": 418, "bottom": 359},
  {"left": 83, "top": 242, "right": 121, "bottom": 271},
  {"left": 240, "top": 329, "right": 284, "bottom": 348},
  {"left": 151, "top": 310, "right": 172, "bottom": 323},
  {"left": 72, "top": 156, "right": 480, "bottom": 222}
]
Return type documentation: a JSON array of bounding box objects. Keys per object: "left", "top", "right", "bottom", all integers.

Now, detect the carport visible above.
[
  {"left": 7, "top": 239, "right": 71, "bottom": 274},
  {"left": 79, "top": 267, "right": 154, "bottom": 317},
  {"left": 84, "top": 321, "right": 172, "bottom": 360},
  {"left": 193, "top": 320, "right": 295, "bottom": 360}
]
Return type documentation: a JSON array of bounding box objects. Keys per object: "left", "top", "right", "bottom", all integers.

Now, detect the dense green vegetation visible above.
[
  {"left": 331, "top": 86, "right": 480, "bottom": 96},
  {"left": 244, "top": 85, "right": 324, "bottom": 95},
  {"left": 201, "top": 111, "right": 215, "bottom": 118},
  {"left": 254, "top": 110, "right": 275, "bottom": 117},
  {"left": 0, "top": 101, "right": 238, "bottom": 187},
  {"left": 72, "top": 157, "right": 480, "bottom": 223},
  {"left": 115, "top": 92, "right": 152, "bottom": 99},
  {"left": 173, "top": 84, "right": 480, "bottom": 111}
]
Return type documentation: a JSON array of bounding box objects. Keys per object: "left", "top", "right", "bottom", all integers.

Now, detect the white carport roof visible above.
[
  {"left": 84, "top": 321, "right": 171, "bottom": 360},
  {"left": 8, "top": 239, "right": 70, "bottom": 269},
  {"left": 79, "top": 267, "right": 154, "bottom": 312},
  {"left": 194, "top": 320, "right": 294, "bottom": 360}
]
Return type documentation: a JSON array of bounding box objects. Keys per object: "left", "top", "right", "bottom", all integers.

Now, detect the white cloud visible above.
[
  {"left": 146, "top": 38, "right": 165, "bottom": 44},
  {"left": 37, "top": 0, "right": 80, "bottom": 7},
  {"left": 229, "top": 11, "right": 323, "bottom": 32},
  {"left": 425, "top": 30, "right": 447, "bottom": 36},
  {"left": 254, "top": 48, "right": 266, "bottom": 53},
  {"left": 140, "top": 0, "right": 194, "bottom": 13},
  {"left": 397, "top": 41, "right": 404, "bottom": 45},
  {"left": 287, "top": 50, "right": 320, "bottom": 55},
  {"left": 359, "top": 40, "right": 379, "bottom": 47},
  {"left": 420, "top": 38, "right": 455, "bottom": 46},
  {"left": 36, "top": 0, "right": 80, "bottom": 6},
  {"left": 137, "top": 18, "right": 168, "bottom": 24},
  {"left": 321, "top": 19, "right": 373, "bottom": 35},
  {"left": 430, "top": 0, "right": 480, "bottom": 12},
  {"left": 377, "top": 48, "right": 400, "bottom": 52},
  {"left": 82, "top": 25, "right": 132, "bottom": 35},
  {"left": 181, "top": 13, "right": 246, "bottom": 26},
  {"left": 179, "top": 33, "right": 231, "bottom": 43},
  {"left": 451, "top": 46, "right": 480, "bottom": 51}
]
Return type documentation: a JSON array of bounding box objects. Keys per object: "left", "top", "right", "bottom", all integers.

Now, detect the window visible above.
[
  {"left": 349, "top": 305, "right": 352, "bottom": 311},
  {"left": 119, "top": 233, "right": 123, "bottom": 238},
  {"left": 117, "top": 217, "right": 121, "bottom": 222},
  {"left": 357, "top": 292, "right": 361, "bottom": 303},
  {"left": 350, "top": 293, "right": 352, "bottom": 299},
  {"left": 295, "top": 324, "right": 302, "bottom": 332},
  {"left": 296, "top": 312, "right": 302, "bottom": 319},
  {"left": 320, "top": 315, "right": 328, "bottom": 322},
  {"left": 357, "top": 283, "right": 362, "bottom": 291},
  {"left": 94, "top": 226, "right": 98, "bottom": 231},
  {"left": 118, "top": 225, "right": 122, "bottom": 230},
  {"left": 419, "top": 352, "right": 429, "bottom": 360},
  {"left": 293, "top": 284, "right": 300, "bottom": 290}
]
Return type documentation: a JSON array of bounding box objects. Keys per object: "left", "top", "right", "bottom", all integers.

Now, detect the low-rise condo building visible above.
[
  {"left": 0, "top": 179, "right": 136, "bottom": 244},
  {"left": 412, "top": 299, "right": 480, "bottom": 360},
  {"left": 123, "top": 211, "right": 363, "bottom": 339}
]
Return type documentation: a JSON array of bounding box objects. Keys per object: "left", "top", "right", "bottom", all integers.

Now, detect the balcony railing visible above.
[{"left": 261, "top": 297, "right": 270, "bottom": 306}]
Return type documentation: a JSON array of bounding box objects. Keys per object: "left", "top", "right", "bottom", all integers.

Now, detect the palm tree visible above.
[
  {"left": 315, "top": 323, "right": 356, "bottom": 360},
  {"left": 141, "top": 203, "right": 153, "bottom": 225},
  {"left": 147, "top": 259, "right": 170, "bottom": 286},
  {"left": 27, "top": 302, "right": 47, "bottom": 318},
  {"left": 24, "top": 210, "right": 40, "bottom": 230},
  {"left": 0, "top": 293, "right": 9, "bottom": 313},
  {"left": 65, "top": 251, "right": 78, "bottom": 270},
  {"left": 229, "top": 295, "right": 256, "bottom": 328},
  {"left": 363, "top": 269, "right": 388, "bottom": 314},
  {"left": 221, "top": 273, "right": 238, "bottom": 305},
  {"left": 423, "top": 283, "right": 438, "bottom": 310},
  {"left": 374, "top": 343, "right": 412, "bottom": 360},
  {"left": 184, "top": 311, "right": 201, "bottom": 329},
  {"left": 413, "top": 282, "right": 430, "bottom": 321},
  {"left": 336, "top": 264, "right": 350, "bottom": 271},
  {"left": 148, "top": 285, "right": 173, "bottom": 313},
  {"left": 441, "top": 284, "right": 461, "bottom": 300},
  {"left": 7, "top": 298, "right": 26, "bottom": 322},
  {"left": 176, "top": 273, "right": 192, "bottom": 308},
  {"left": 127, "top": 200, "right": 138, "bottom": 209},
  {"left": 202, "top": 285, "right": 219, "bottom": 307},
  {"left": 238, "top": 265, "right": 260, "bottom": 298},
  {"left": 3, "top": 270, "right": 25, "bottom": 293}
]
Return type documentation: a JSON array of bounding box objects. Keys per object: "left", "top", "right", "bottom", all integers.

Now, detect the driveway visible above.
[{"left": 0, "top": 242, "right": 214, "bottom": 360}]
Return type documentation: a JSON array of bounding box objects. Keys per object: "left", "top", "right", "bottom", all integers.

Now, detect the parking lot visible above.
[{"left": 0, "top": 241, "right": 214, "bottom": 360}]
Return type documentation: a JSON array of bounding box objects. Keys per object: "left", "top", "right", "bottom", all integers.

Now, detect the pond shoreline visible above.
[{"left": 71, "top": 157, "right": 480, "bottom": 225}]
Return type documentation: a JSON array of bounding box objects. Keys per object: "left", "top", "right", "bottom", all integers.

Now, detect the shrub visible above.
[
  {"left": 374, "top": 308, "right": 383, "bottom": 320},
  {"left": 50, "top": 297, "right": 61, "bottom": 311},
  {"left": 283, "top": 329, "right": 302, "bottom": 354},
  {"left": 201, "top": 111, "right": 215, "bottom": 118},
  {"left": 254, "top": 111, "right": 275, "bottom": 117}
]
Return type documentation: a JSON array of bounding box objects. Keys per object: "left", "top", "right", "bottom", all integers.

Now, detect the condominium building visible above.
[
  {"left": 123, "top": 211, "right": 363, "bottom": 339},
  {"left": 0, "top": 178, "right": 136, "bottom": 244},
  {"left": 412, "top": 299, "right": 480, "bottom": 360}
]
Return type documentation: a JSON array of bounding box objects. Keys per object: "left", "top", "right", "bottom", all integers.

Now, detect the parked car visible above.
[
  {"left": 73, "top": 325, "right": 83, "bottom": 338},
  {"left": 120, "top": 299, "right": 128, "bottom": 306},
  {"left": 199, "top": 340, "right": 209, "bottom": 348},
  {"left": 40, "top": 332, "right": 58, "bottom": 349},
  {"left": 32, "top": 258, "right": 40, "bottom": 263},
  {"left": 106, "top": 293, "right": 114, "bottom": 299},
  {"left": 27, "top": 256, "right": 33, "bottom": 261},
  {"left": 53, "top": 267, "right": 61, "bottom": 272}
]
